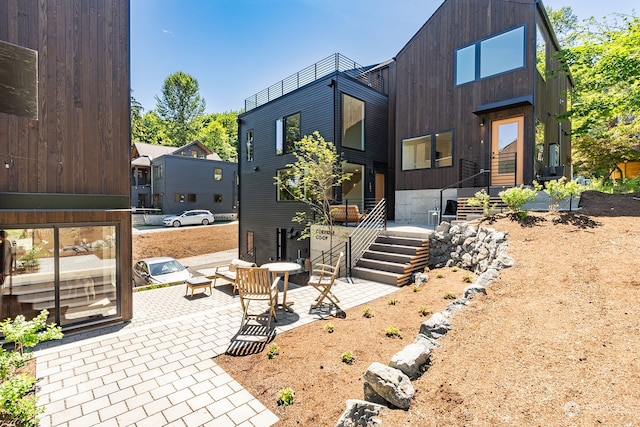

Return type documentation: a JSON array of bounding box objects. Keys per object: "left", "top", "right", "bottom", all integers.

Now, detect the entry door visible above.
[
  {"left": 491, "top": 116, "right": 524, "bottom": 186},
  {"left": 375, "top": 173, "right": 385, "bottom": 202}
]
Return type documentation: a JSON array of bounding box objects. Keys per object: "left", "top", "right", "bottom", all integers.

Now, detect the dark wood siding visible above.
[
  {"left": 0, "top": 0, "right": 130, "bottom": 196},
  {"left": 0, "top": 1, "right": 132, "bottom": 324},
  {"left": 238, "top": 73, "right": 389, "bottom": 265},
  {"left": 534, "top": 5, "right": 572, "bottom": 177},
  {"left": 394, "top": 0, "right": 539, "bottom": 189}
]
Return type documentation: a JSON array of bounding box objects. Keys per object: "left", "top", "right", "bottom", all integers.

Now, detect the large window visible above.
[
  {"left": 342, "top": 94, "right": 364, "bottom": 150},
  {"left": 214, "top": 168, "right": 223, "bottom": 181},
  {"left": 276, "top": 113, "right": 301, "bottom": 155},
  {"left": 455, "top": 26, "right": 525, "bottom": 85},
  {"left": 402, "top": 131, "right": 453, "bottom": 170},
  {"left": 1, "top": 226, "right": 118, "bottom": 327},
  {"left": 154, "top": 165, "right": 163, "bottom": 178},
  {"left": 277, "top": 168, "right": 303, "bottom": 201}
]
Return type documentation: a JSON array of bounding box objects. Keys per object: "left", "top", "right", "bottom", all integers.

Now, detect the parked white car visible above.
[
  {"left": 132, "top": 257, "right": 192, "bottom": 287},
  {"left": 162, "top": 210, "right": 215, "bottom": 227}
]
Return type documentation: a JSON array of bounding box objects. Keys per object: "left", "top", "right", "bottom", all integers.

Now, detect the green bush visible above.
[
  {"left": 466, "top": 189, "right": 497, "bottom": 217},
  {"left": 535, "top": 177, "right": 585, "bottom": 212},
  {"left": 0, "top": 310, "right": 63, "bottom": 426},
  {"left": 499, "top": 185, "right": 538, "bottom": 213},
  {"left": 277, "top": 387, "right": 295, "bottom": 406},
  {"left": 341, "top": 351, "right": 355, "bottom": 365}
]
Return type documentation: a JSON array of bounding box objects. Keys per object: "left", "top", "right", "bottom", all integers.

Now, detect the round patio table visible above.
[{"left": 260, "top": 262, "right": 302, "bottom": 311}]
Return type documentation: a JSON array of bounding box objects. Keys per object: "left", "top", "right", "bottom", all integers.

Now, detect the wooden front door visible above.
[{"left": 491, "top": 116, "right": 524, "bottom": 186}]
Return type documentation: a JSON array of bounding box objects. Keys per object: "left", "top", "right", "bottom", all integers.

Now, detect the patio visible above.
[{"left": 34, "top": 270, "right": 399, "bottom": 426}]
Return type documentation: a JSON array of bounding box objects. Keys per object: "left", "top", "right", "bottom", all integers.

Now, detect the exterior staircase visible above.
[{"left": 351, "top": 231, "right": 430, "bottom": 286}]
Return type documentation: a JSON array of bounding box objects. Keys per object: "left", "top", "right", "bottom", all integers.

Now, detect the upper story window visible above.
[
  {"left": 191, "top": 150, "right": 198, "bottom": 158},
  {"left": 154, "top": 165, "right": 163, "bottom": 178},
  {"left": 342, "top": 94, "right": 364, "bottom": 150},
  {"left": 276, "top": 168, "right": 303, "bottom": 201},
  {"left": 455, "top": 26, "right": 526, "bottom": 86},
  {"left": 276, "top": 113, "right": 300, "bottom": 155},
  {"left": 536, "top": 24, "right": 547, "bottom": 80},
  {"left": 246, "top": 129, "right": 254, "bottom": 162},
  {"left": 402, "top": 131, "right": 453, "bottom": 170},
  {"left": 214, "top": 168, "right": 223, "bottom": 181}
]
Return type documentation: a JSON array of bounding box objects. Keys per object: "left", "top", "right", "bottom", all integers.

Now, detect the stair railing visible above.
[
  {"left": 348, "top": 198, "right": 386, "bottom": 273},
  {"left": 438, "top": 169, "right": 490, "bottom": 223}
]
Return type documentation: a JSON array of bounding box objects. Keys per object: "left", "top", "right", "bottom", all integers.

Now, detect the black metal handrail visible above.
[{"left": 439, "top": 169, "right": 491, "bottom": 222}]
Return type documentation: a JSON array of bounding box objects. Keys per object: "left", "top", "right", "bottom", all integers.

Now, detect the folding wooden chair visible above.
[
  {"left": 236, "top": 267, "right": 280, "bottom": 332},
  {"left": 308, "top": 252, "right": 343, "bottom": 309}
]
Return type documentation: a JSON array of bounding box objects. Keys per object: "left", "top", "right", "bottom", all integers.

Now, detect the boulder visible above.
[
  {"left": 419, "top": 313, "right": 451, "bottom": 339},
  {"left": 363, "top": 362, "right": 415, "bottom": 410},
  {"left": 334, "top": 399, "right": 385, "bottom": 427},
  {"left": 390, "top": 343, "right": 433, "bottom": 378},
  {"left": 463, "top": 283, "right": 487, "bottom": 299}
]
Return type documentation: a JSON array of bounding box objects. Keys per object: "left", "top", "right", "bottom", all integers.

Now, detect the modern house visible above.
[
  {"left": 0, "top": 0, "right": 132, "bottom": 332},
  {"left": 237, "top": 0, "right": 572, "bottom": 269},
  {"left": 131, "top": 141, "right": 237, "bottom": 216},
  {"left": 238, "top": 54, "right": 391, "bottom": 265}
]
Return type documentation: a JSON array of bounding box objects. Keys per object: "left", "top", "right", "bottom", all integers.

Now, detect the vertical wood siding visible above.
[{"left": 394, "top": 0, "right": 546, "bottom": 190}]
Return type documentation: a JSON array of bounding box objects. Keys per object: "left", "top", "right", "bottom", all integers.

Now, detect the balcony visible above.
[{"left": 244, "top": 53, "right": 385, "bottom": 111}]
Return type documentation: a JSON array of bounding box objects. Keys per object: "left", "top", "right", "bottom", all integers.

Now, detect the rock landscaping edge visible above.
[{"left": 334, "top": 221, "right": 514, "bottom": 426}]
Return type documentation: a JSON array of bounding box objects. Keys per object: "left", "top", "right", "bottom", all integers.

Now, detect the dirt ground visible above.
[
  {"left": 135, "top": 192, "right": 640, "bottom": 426},
  {"left": 131, "top": 222, "right": 238, "bottom": 261}
]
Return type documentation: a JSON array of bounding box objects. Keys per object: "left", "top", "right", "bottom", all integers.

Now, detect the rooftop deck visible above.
[{"left": 244, "top": 53, "right": 386, "bottom": 111}]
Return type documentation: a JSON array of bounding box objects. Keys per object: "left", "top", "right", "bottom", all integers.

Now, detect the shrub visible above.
[
  {"left": 466, "top": 189, "right": 497, "bottom": 217},
  {"left": 462, "top": 274, "right": 473, "bottom": 283},
  {"left": 535, "top": 177, "right": 585, "bottom": 212},
  {"left": 267, "top": 344, "right": 280, "bottom": 360},
  {"left": 444, "top": 291, "right": 456, "bottom": 300},
  {"left": 277, "top": 388, "right": 295, "bottom": 406},
  {"left": 362, "top": 306, "right": 374, "bottom": 318},
  {"left": 412, "top": 284, "right": 420, "bottom": 292},
  {"left": 418, "top": 306, "right": 432, "bottom": 317},
  {"left": 323, "top": 322, "right": 334, "bottom": 333},
  {"left": 341, "top": 351, "right": 355, "bottom": 365},
  {"left": 499, "top": 185, "right": 538, "bottom": 214},
  {"left": 0, "top": 310, "right": 63, "bottom": 426},
  {"left": 385, "top": 326, "right": 401, "bottom": 338},
  {"left": 436, "top": 272, "right": 444, "bottom": 279},
  {"left": 387, "top": 297, "right": 399, "bottom": 305},
  {"left": 450, "top": 266, "right": 458, "bottom": 272}
]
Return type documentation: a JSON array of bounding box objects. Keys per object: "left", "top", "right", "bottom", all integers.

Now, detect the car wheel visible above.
[
  {"left": 173, "top": 220, "right": 181, "bottom": 227},
  {"left": 202, "top": 219, "right": 209, "bottom": 225}
]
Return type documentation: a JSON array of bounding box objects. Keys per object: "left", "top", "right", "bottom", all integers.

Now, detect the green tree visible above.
[
  {"left": 154, "top": 71, "right": 206, "bottom": 146},
  {"left": 556, "top": 15, "right": 640, "bottom": 178},
  {"left": 195, "top": 112, "right": 238, "bottom": 161},
  {"left": 277, "top": 132, "right": 352, "bottom": 244}
]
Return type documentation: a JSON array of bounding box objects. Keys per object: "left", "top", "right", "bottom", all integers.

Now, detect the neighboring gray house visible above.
[{"left": 131, "top": 141, "right": 237, "bottom": 216}]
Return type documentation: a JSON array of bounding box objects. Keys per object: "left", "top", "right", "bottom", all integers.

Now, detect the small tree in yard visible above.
[
  {"left": 534, "top": 177, "right": 585, "bottom": 212},
  {"left": 277, "top": 131, "right": 352, "bottom": 247}
]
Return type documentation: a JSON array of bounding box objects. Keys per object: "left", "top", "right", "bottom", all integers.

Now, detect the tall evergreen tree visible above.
[{"left": 154, "top": 71, "right": 206, "bottom": 146}]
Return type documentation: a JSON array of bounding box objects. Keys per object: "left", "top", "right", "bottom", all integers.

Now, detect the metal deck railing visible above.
[{"left": 244, "top": 53, "right": 385, "bottom": 111}]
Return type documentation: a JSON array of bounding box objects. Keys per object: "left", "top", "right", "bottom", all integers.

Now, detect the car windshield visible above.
[{"left": 149, "top": 260, "right": 185, "bottom": 276}]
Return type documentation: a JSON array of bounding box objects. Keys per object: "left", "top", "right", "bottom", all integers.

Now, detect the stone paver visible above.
[{"left": 34, "top": 254, "right": 399, "bottom": 427}]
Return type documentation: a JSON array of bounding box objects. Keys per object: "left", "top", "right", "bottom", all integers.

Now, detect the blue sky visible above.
[{"left": 131, "top": 0, "right": 637, "bottom": 114}]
